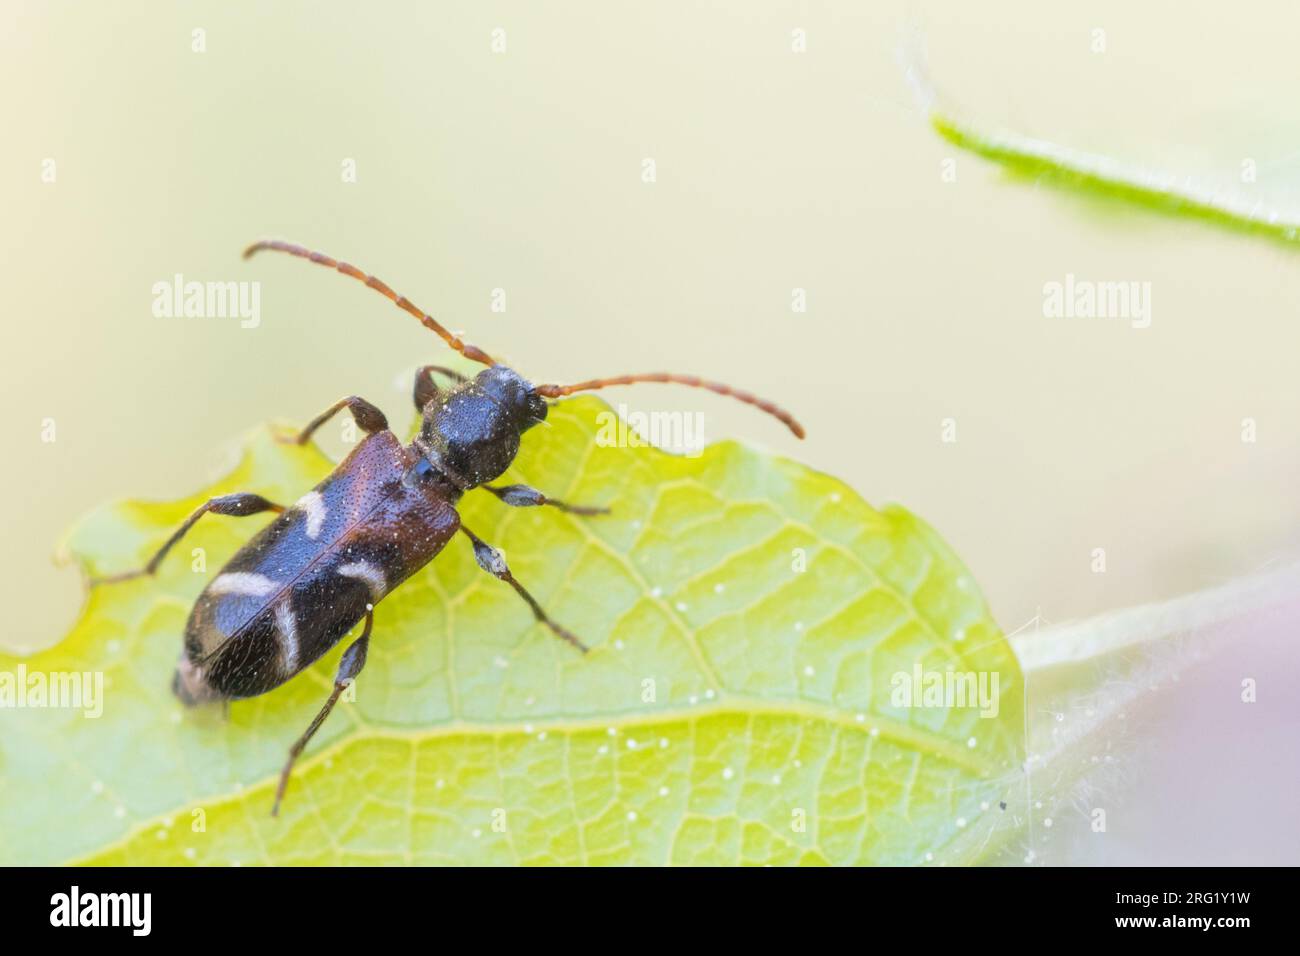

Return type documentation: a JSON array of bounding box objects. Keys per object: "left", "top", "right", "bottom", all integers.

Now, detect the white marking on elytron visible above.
[
  {"left": 338, "top": 560, "right": 386, "bottom": 599},
  {"left": 294, "top": 490, "right": 327, "bottom": 539},
  {"left": 275, "top": 601, "right": 299, "bottom": 671},
  {"left": 209, "top": 572, "right": 278, "bottom": 597}
]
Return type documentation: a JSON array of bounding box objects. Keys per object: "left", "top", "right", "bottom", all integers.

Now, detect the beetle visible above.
[{"left": 92, "top": 239, "right": 805, "bottom": 815}]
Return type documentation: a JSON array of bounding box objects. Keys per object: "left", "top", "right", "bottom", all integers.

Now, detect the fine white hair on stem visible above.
[{"left": 942, "top": 558, "right": 1300, "bottom": 865}]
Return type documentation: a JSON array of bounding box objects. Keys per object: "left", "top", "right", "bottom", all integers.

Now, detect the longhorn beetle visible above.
[{"left": 93, "top": 240, "right": 805, "bottom": 815}]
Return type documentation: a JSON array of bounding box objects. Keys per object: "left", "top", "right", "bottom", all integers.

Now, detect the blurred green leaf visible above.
[{"left": 932, "top": 113, "right": 1300, "bottom": 248}]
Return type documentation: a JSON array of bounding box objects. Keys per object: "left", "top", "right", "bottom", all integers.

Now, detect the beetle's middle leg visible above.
[
  {"left": 272, "top": 609, "right": 372, "bottom": 817},
  {"left": 282, "top": 395, "right": 389, "bottom": 446},
  {"left": 459, "top": 526, "right": 589, "bottom": 653},
  {"left": 90, "top": 493, "right": 284, "bottom": 586},
  {"left": 480, "top": 483, "right": 609, "bottom": 516}
]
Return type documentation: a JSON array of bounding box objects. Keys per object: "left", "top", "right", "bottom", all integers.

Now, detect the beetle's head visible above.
[
  {"left": 242, "top": 239, "right": 804, "bottom": 491},
  {"left": 417, "top": 364, "right": 548, "bottom": 489}
]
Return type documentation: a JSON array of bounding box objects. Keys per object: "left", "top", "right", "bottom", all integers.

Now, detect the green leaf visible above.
[
  {"left": 0, "top": 387, "right": 1022, "bottom": 865},
  {"left": 905, "top": 45, "right": 1300, "bottom": 249},
  {"left": 930, "top": 113, "right": 1300, "bottom": 249}
]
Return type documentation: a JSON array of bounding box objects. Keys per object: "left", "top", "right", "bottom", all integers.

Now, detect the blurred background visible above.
[{"left": 3, "top": 1, "right": 1298, "bottom": 862}]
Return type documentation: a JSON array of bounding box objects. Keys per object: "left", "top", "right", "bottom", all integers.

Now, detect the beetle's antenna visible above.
[
  {"left": 243, "top": 239, "right": 495, "bottom": 366},
  {"left": 535, "top": 373, "right": 805, "bottom": 439}
]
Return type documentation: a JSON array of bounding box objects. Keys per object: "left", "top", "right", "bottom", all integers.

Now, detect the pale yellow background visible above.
[{"left": 4, "top": 0, "right": 1299, "bottom": 657}]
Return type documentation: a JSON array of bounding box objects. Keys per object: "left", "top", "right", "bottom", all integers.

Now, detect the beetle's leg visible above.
[
  {"left": 413, "top": 365, "right": 468, "bottom": 412},
  {"left": 459, "top": 526, "right": 589, "bottom": 653},
  {"left": 90, "top": 493, "right": 284, "bottom": 586},
  {"left": 481, "top": 483, "right": 609, "bottom": 516},
  {"left": 272, "top": 609, "right": 372, "bottom": 817},
  {"left": 282, "top": 395, "right": 389, "bottom": 446}
]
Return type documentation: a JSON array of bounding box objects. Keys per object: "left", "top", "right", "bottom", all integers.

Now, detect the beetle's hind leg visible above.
[
  {"left": 272, "top": 609, "right": 373, "bottom": 817},
  {"left": 481, "top": 483, "right": 610, "bottom": 516},
  {"left": 90, "top": 493, "right": 284, "bottom": 586},
  {"left": 460, "top": 525, "right": 589, "bottom": 653}
]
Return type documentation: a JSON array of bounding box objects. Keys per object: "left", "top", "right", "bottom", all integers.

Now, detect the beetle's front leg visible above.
[
  {"left": 272, "top": 609, "right": 372, "bottom": 817},
  {"left": 481, "top": 483, "right": 609, "bottom": 516},
  {"left": 460, "top": 526, "right": 589, "bottom": 653},
  {"left": 281, "top": 395, "right": 389, "bottom": 446},
  {"left": 413, "top": 364, "right": 468, "bottom": 412},
  {"left": 90, "top": 493, "right": 284, "bottom": 586}
]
